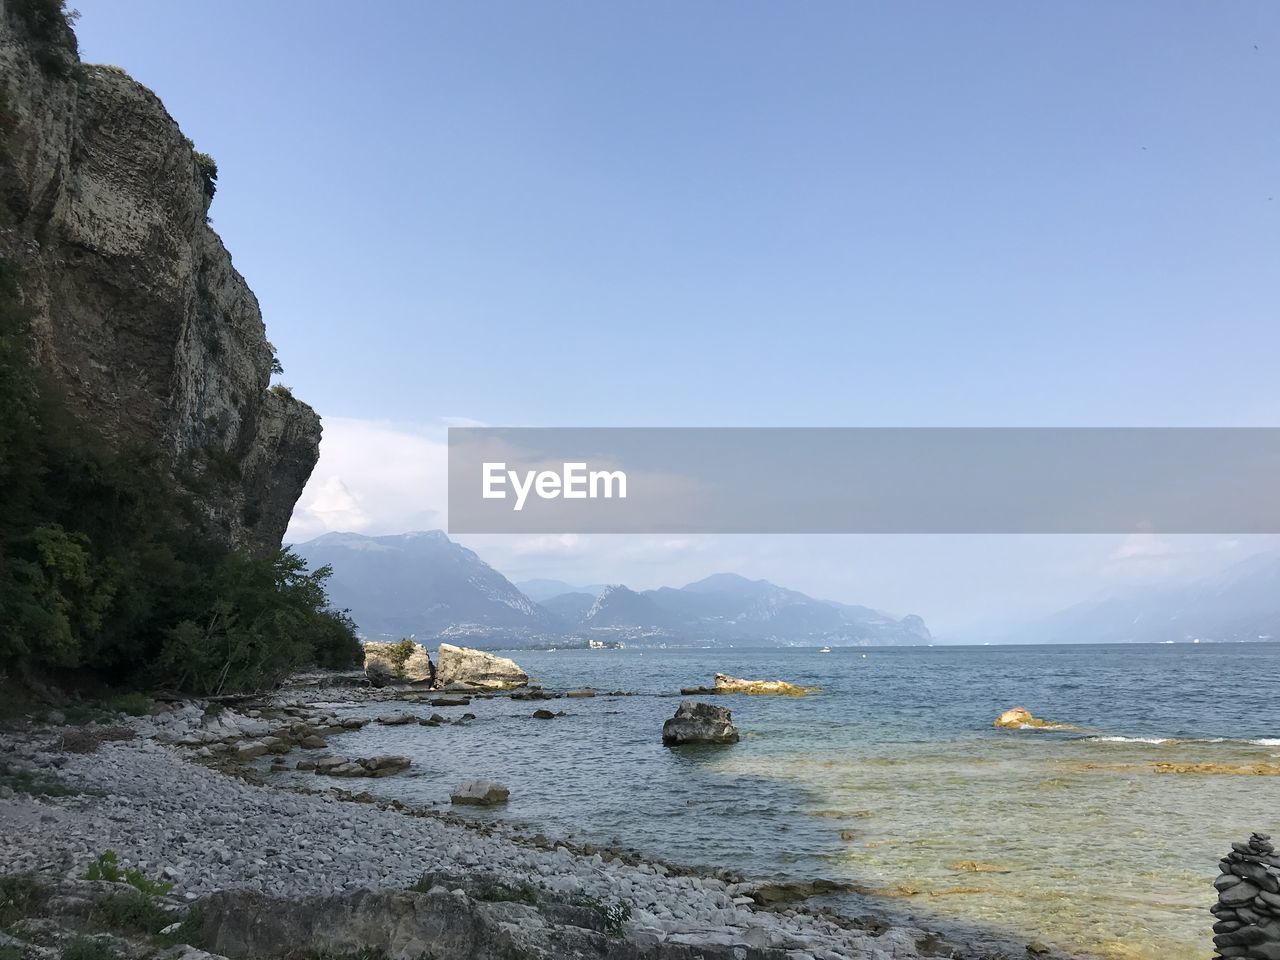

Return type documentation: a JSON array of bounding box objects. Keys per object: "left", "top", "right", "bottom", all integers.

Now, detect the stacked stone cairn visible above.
[{"left": 1213, "top": 832, "right": 1280, "bottom": 959}]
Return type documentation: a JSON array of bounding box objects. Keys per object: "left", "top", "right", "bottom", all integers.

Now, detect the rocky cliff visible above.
[{"left": 0, "top": 1, "right": 319, "bottom": 553}]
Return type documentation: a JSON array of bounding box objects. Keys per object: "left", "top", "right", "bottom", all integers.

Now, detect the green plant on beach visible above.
[
  {"left": 575, "top": 895, "right": 632, "bottom": 937},
  {"left": 155, "top": 907, "right": 202, "bottom": 948},
  {"left": 105, "top": 692, "right": 149, "bottom": 716},
  {"left": 59, "top": 725, "right": 135, "bottom": 755},
  {"left": 84, "top": 852, "right": 172, "bottom": 897},
  {"left": 58, "top": 937, "right": 121, "bottom": 960},
  {"left": 474, "top": 881, "right": 539, "bottom": 905},
  {"left": 0, "top": 763, "right": 84, "bottom": 797},
  {"left": 92, "top": 890, "right": 172, "bottom": 935},
  {"left": 0, "top": 874, "right": 46, "bottom": 925}
]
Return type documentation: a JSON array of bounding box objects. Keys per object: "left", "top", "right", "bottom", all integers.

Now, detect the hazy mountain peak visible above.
[
  {"left": 292, "top": 529, "right": 557, "bottom": 640},
  {"left": 681, "top": 572, "right": 766, "bottom": 594},
  {"left": 1014, "top": 551, "right": 1280, "bottom": 644},
  {"left": 295, "top": 531, "right": 933, "bottom": 647}
]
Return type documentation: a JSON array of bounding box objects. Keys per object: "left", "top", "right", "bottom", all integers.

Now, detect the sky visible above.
[{"left": 72, "top": 1, "right": 1280, "bottom": 635}]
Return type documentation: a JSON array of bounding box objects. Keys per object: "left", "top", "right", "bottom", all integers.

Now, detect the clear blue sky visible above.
[
  {"left": 73, "top": 1, "right": 1279, "bottom": 428},
  {"left": 70, "top": 2, "right": 1280, "bottom": 632}
]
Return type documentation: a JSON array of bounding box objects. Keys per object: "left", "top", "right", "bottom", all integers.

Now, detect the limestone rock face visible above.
[
  {"left": 0, "top": 12, "right": 319, "bottom": 553},
  {"left": 662, "top": 701, "right": 739, "bottom": 746},
  {"left": 435, "top": 644, "right": 528, "bottom": 689}
]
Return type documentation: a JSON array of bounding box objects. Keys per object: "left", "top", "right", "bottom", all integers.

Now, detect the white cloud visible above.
[
  {"left": 283, "top": 418, "right": 1280, "bottom": 634},
  {"left": 285, "top": 417, "right": 448, "bottom": 543}
]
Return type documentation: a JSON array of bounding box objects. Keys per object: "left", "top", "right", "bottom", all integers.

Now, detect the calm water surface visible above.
[{"left": 274, "top": 643, "right": 1280, "bottom": 960}]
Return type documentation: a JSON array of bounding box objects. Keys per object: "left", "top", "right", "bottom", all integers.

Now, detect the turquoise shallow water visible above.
[{"left": 280, "top": 643, "right": 1280, "bottom": 959}]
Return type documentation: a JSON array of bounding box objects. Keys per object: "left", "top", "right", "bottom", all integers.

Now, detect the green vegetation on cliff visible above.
[{"left": 0, "top": 258, "right": 361, "bottom": 693}]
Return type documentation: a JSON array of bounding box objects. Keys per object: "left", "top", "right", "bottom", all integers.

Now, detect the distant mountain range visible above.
[
  {"left": 293, "top": 531, "right": 560, "bottom": 640},
  {"left": 292, "top": 530, "right": 931, "bottom": 647},
  {"left": 517, "top": 580, "right": 608, "bottom": 603},
  {"left": 1010, "top": 551, "right": 1280, "bottom": 644}
]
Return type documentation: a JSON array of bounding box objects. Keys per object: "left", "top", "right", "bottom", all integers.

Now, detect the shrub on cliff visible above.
[
  {"left": 193, "top": 150, "right": 218, "bottom": 199},
  {"left": 7, "top": 0, "right": 79, "bottom": 76},
  {"left": 0, "top": 257, "right": 361, "bottom": 691}
]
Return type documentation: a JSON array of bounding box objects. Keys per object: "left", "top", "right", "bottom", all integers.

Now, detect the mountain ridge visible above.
[
  {"left": 1006, "top": 551, "right": 1280, "bottom": 644},
  {"left": 292, "top": 530, "right": 931, "bottom": 647}
]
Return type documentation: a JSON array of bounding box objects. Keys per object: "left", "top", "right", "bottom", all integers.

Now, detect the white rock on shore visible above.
[{"left": 435, "top": 643, "right": 529, "bottom": 689}]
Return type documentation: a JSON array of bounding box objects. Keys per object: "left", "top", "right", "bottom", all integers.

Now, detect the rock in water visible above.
[
  {"left": 662, "top": 701, "right": 739, "bottom": 746},
  {"left": 451, "top": 780, "right": 510, "bottom": 805},
  {"left": 375, "top": 712, "right": 419, "bottom": 726},
  {"left": 435, "top": 644, "right": 528, "bottom": 689},
  {"left": 993, "top": 706, "right": 1076, "bottom": 730},
  {"left": 712, "top": 673, "right": 819, "bottom": 696},
  {"left": 363, "top": 641, "right": 435, "bottom": 684},
  {"left": 311, "top": 755, "right": 410, "bottom": 778}
]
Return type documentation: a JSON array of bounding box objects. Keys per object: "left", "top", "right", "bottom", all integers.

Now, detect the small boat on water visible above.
[{"left": 819, "top": 646, "right": 831, "bottom": 653}]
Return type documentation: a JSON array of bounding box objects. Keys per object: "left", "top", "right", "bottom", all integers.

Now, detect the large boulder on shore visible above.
[
  {"left": 363, "top": 641, "right": 435, "bottom": 686},
  {"left": 435, "top": 644, "right": 528, "bottom": 689},
  {"left": 662, "top": 701, "right": 739, "bottom": 746}
]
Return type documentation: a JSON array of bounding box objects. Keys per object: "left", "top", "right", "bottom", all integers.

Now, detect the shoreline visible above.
[{"left": 1, "top": 679, "right": 1091, "bottom": 960}]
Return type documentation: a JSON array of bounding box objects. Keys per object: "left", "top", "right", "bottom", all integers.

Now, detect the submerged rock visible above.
[
  {"left": 993, "top": 706, "right": 1075, "bottom": 730},
  {"left": 313, "top": 755, "right": 411, "bottom": 779},
  {"left": 662, "top": 701, "right": 739, "bottom": 746},
  {"left": 430, "top": 696, "right": 471, "bottom": 708},
  {"left": 435, "top": 644, "right": 528, "bottom": 690},
  {"left": 1156, "top": 761, "right": 1280, "bottom": 776},
  {"left": 451, "top": 780, "right": 510, "bottom": 806},
  {"left": 376, "top": 712, "right": 420, "bottom": 726},
  {"left": 511, "top": 688, "right": 557, "bottom": 701},
  {"left": 712, "top": 673, "right": 819, "bottom": 696}
]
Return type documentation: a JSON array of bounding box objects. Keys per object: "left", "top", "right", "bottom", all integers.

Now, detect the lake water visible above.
[{"left": 278, "top": 643, "right": 1280, "bottom": 959}]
